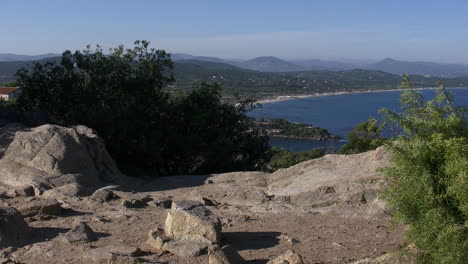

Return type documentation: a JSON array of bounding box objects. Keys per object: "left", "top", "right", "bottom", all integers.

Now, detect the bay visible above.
[{"left": 249, "top": 88, "right": 468, "bottom": 152}]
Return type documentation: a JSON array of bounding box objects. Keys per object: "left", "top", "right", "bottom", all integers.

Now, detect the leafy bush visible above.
[
  {"left": 381, "top": 75, "right": 467, "bottom": 263},
  {"left": 263, "top": 147, "right": 325, "bottom": 171},
  {"left": 340, "top": 118, "right": 386, "bottom": 154},
  {"left": 3, "top": 81, "right": 17, "bottom": 87},
  {"left": 15, "top": 41, "right": 268, "bottom": 176}
]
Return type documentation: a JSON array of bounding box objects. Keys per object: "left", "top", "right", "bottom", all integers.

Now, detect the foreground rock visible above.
[
  {"left": 0, "top": 124, "right": 127, "bottom": 197},
  {"left": 147, "top": 201, "right": 223, "bottom": 258},
  {"left": 159, "top": 236, "right": 213, "bottom": 257},
  {"left": 90, "top": 187, "right": 116, "bottom": 203},
  {"left": 352, "top": 251, "right": 416, "bottom": 264},
  {"left": 0, "top": 207, "right": 29, "bottom": 248},
  {"left": 209, "top": 245, "right": 246, "bottom": 264},
  {"left": 267, "top": 250, "right": 304, "bottom": 264},
  {"left": 0, "top": 185, "right": 34, "bottom": 198},
  {"left": 84, "top": 245, "right": 142, "bottom": 263},
  {"left": 59, "top": 223, "right": 96, "bottom": 244},
  {"left": 165, "top": 200, "right": 222, "bottom": 244},
  {"left": 18, "top": 198, "right": 62, "bottom": 217},
  {"left": 175, "top": 147, "right": 391, "bottom": 217}
]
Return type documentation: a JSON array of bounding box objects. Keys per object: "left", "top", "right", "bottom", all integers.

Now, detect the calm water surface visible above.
[{"left": 249, "top": 88, "right": 468, "bottom": 152}]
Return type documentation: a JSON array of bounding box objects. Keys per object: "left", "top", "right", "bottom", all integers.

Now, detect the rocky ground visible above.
[{"left": 0, "top": 124, "right": 413, "bottom": 263}]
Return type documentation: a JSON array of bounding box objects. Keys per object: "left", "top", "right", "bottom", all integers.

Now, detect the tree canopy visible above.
[
  {"left": 340, "top": 118, "right": 386, "bottom": 154},
  {"left": 15, "top": 41, "right": 268, "bottom": 176}
]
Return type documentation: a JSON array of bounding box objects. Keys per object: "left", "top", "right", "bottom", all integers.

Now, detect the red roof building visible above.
[{"left": 0, "top": 87, "right": 22, "bottom": 100}]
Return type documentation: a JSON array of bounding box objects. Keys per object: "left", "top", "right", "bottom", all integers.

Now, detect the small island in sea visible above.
[{"left": 254, "top": 118, "right": 340, "bottom": 141}]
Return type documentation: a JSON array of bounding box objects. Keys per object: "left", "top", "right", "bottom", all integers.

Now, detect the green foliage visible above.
[
  {"left": 263, "top": 147, "right": 325, "bottom": 171},
  {"left": 15, "top": 41, "right": 268, "bottom": 176},
  {"left": 0, "top": 99, "right": 14, "bottom": 107},
  {"left": 381, "top": 75, "right": 468, "bottom": 263},
  {"left": 256, "top": 118, "right": 337, "bottom": 140},
  {"left": 340, "top": 119, "right": 386, "bottom": 154},
  {"left": 160, "top": 82, "right": 269, "bottom": 175},
  {"left": 3, "top": 80, "right": 17, "bottom": 87}
]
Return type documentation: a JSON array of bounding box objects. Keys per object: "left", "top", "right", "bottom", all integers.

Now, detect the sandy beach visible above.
[{"left": 257, "top": 87, "right": 468, "bottom": 104}]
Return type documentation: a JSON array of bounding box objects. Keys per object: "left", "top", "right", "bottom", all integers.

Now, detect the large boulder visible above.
[
  {"left": 147, "top": 201, "right": 222, "bottom": 258},
  {"left": 165, "top": 200, "right": 222, "bottom": 244},
  {"left": 170, "top": 147, "right": 391, "bottom": 217},
  {"left": 0, "top": 207, "right": 29, "bottom": 248},
  {"left": 267, "top": 146, "right": 390, "bottom": 196},
  {"left": 0, "top": 124, "right": 126, "bottom": 196}
]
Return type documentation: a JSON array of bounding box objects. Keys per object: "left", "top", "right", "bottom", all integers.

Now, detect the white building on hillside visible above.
[{"left": 0, "top": 87, "right": 22, "bottom": 101}]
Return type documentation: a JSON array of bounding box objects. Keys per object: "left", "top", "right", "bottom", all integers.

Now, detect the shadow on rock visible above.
[
  {"left": 222, "top": 231, "right": 281, "bottom": 250},
  {"left": 248, "top": 260, "right": 269, "bottom": 264},
  {"left": 60, "top": 208, "right": 91, "bottom": 218},
  {"left": 135, "top": 175, "right": 211, "bottom": 192},
  {"left": 0, "top": 123, "right": 28, "bottom": 159},
  {"left": 27, "top": 227, "right": 70, "bottom": 244},
  {"left": 27, "top": 227, "right": 110, "bottom": 244}
]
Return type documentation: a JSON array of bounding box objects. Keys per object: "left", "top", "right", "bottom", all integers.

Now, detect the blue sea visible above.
[{"left": 249, "top": 88, "right": 468, "bottom": 152}]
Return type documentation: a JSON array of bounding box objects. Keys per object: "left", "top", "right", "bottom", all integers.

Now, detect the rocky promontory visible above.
[{"left": 255, "top": 118, "right": 340, "bottom": 141}]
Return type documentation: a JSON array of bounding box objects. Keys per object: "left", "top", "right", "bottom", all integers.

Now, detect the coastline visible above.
[
  {"left": 257, "top": 87, "right": 468, "bottom": 104},
  {"left": 269, "top": 134, "right": 341, "bottom": 141}
]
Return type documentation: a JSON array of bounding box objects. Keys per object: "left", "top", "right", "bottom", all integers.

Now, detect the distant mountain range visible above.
[
  {"left": 290, "top": 59, "right": 356, "bottom": 71},
  {"left": 1, "top": 55, "right": 467, "bottom": 99},
  {"left": 0, "top": 53, "right": 59, "bottom": 62},
  {"left": 232, "top": 56, "right": 306, "bottom": 72},
  {"left": 363, "top": 58, "right": 468, "bottom": 78},
  {"left": 0, "top": 57, "right": 61, "bottom": 76},
  {"left": 171, "top": 53, "right": 354, "bottom": 72},
  {"left": 170, "top": 53, "right": 468, "bottom": 77},
  {"left": 1, "top": 52, "right": 468, "bottom": 80}
]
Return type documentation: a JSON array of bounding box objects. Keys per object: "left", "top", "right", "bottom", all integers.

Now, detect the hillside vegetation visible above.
[
  {"left": 2, "top": 56, "right": 468, "bottom": 100},
  {"left": 255, "top": 118, "right": 339, "bottom": 140},
  {"left": 172, "top": 61, "right": 468, "bottom": 99}
]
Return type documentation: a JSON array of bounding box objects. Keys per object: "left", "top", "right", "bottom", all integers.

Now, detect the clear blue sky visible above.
[{"left": 1, "top": 0, "right": 467, "bottom": 63}]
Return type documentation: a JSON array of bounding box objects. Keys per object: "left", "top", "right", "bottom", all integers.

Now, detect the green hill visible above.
[{"left": 1, "top": 57, "right": 467, "bottom": 100}]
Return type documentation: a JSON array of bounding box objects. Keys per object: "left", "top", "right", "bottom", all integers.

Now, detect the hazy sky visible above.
[{"left": 1, "top": 0, "right": 468, "bottom": 63}]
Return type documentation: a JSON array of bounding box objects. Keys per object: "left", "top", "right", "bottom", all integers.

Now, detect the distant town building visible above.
[
  {"left": 266, "top": 129, "right": 282, "bottom": 134},
  {"left": 0, "top": 87, "right": 22, "bottom": 101}
]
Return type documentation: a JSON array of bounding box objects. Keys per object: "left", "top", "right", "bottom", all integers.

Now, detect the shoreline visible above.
[
  {"left": 257, "top": 87, "right": 468, "bottom": 104},
  {"left": 269, "top": 135, "right": 341, "bottom": 141}
]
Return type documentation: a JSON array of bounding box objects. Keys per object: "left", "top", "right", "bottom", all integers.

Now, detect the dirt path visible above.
[{"left": 5, "top": 191, "right": 405, "bottom": 264}]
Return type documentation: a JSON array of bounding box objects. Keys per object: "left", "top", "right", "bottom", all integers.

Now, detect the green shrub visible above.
[
  {"left": 3, "top": 81, "right": 17, "bottom": 87},
  {"left": 381, "top": 75, "right": 467, "bottom": 263},
  {"left": 340, "top": 118, "right": 386, "bottom": 154},
  {"left": 263, "top": 147, "right": 325, "bottom": 171}
]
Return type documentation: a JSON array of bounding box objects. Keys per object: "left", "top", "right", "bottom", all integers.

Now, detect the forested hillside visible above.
[{"left": 2, "top": 57, "right": 467, "bottom": 100}]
